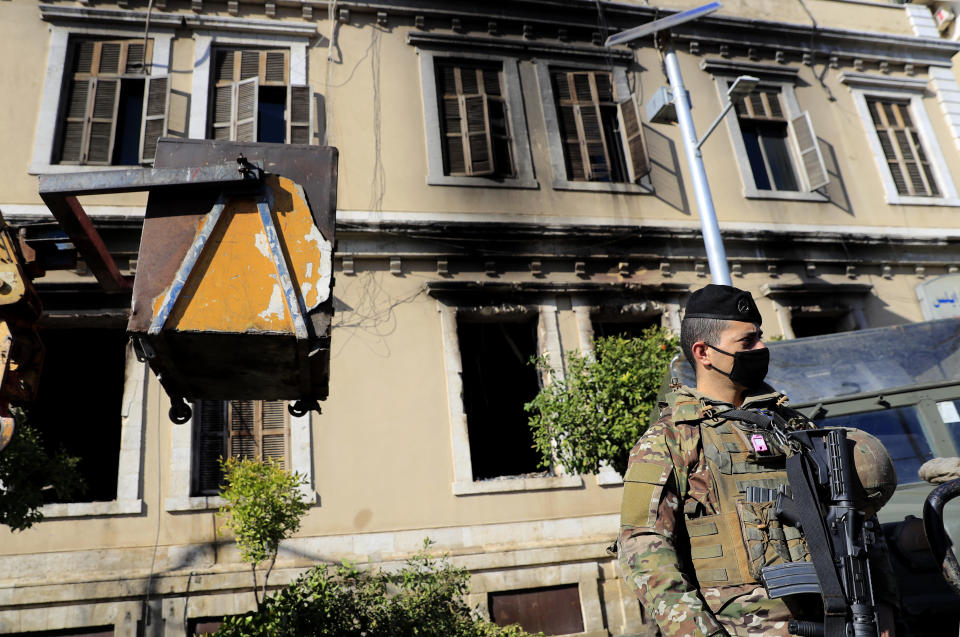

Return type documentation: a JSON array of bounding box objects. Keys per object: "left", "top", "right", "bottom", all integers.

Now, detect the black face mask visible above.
[{"left": 706, "top": 344, "right": 770, "bottom": 389}]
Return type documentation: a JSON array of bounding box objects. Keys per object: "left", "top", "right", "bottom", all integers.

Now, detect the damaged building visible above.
[{"left": 1, "top": 0, "right": 960, "bottom": 635}]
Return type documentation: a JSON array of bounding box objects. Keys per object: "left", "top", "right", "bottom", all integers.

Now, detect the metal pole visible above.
[{"left": 662, "top": 42, "right": 732, "bottom": 285}]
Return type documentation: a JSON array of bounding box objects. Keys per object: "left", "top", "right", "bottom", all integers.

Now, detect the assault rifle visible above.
[{"left": 760, "top": 428, "right": 880, "bottom": 637}]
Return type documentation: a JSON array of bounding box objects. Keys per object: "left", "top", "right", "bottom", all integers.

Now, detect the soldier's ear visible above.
[{"left": 691, "top": 341, "right": 712, "bottom": 369}]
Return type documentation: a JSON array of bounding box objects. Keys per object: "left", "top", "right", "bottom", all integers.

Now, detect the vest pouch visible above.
[
  {"left": 687, "top": 511, "right": 753, "bottom": 589},
  {"left": 736, "top": 499, "right": 809, "bottom": 581}
]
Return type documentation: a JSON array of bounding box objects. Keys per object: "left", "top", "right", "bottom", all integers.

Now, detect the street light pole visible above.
[{"left": 662, "top": 42, "right": 731, "bottom": 286}]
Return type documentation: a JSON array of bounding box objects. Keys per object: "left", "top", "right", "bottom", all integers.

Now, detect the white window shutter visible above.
[
  {"left": 789, "top": 111, "right": 829, "bottom": 191},
  {"left": 234, "top": 76, "right": 259, "bottom": 142},
  {"left": 461, "top": 93, "right": 494, "bottom": 176},
  {"left": 617, "top": 96, "right": 650, "bottom": 183},
  {"left": 139, "top": 75, "right": 170, "bottom": 164},
  {"left": 286, "top": 84, "right": 313, "bottom": 145}
]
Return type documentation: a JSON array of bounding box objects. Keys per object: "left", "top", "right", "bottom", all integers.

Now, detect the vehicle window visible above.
[
  {"left": 817, "top": 406, "right": 931, "bottom": 485},
  {"left": 936, "top": 400, "right": 960, "bottom": 456}
]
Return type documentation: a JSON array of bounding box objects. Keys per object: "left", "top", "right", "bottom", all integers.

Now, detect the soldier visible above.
[{"left": 618, "top": 284, "right": 898, "bottom": 637}]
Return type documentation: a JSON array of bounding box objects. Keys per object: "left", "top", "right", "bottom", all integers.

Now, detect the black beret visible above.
[{"left": 684, "top": 284, "right": 762, "bottom": 325}]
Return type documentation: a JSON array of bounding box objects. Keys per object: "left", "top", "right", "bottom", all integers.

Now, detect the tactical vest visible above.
[{"left": 685, "top": 413, "right": 810, "bottom": 596}]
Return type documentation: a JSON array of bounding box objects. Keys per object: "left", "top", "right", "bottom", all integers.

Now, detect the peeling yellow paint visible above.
[{"left": 152, "top": 175, "right": 333, "bottom": 334}]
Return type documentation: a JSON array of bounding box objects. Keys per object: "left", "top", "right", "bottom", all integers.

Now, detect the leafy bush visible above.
[
  {"left": 525, "top": 327, "right": 679, "bottom": 476},
  {"left": 214, "top": 540, "right": 539, "bottom": 637},
  {"left": 0, "top": 417, "right": 83, "bottom": 531},
  {"left": 218, "top": 457, "right": 309, "bottom": 607}
]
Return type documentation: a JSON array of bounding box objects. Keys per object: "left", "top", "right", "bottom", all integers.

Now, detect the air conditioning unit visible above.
[
  {"left": 645, "top": 86, "right": 690, "bottom": 124},
  {"left": 935, "top": 6, "right": 956, "bottom": 31}
]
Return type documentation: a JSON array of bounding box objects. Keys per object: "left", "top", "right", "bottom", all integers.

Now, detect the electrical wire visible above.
[{"left": 142, "top": 0, "right": 154, "bottom": 73}]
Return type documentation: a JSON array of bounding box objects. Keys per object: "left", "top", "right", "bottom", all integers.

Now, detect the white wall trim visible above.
[
  {"left": 40, "top": 348, "right": 146, "bottom": 519},
  {"left": 847, "top": 85, "right": 960, "bottom": 206},
  {"left": 30, "top": 25, "right": 174, "bottom": 175},
  {"left": 188, "top": 31, "right": 310, "bottom": 140},
  {"left": 335, "top": 208, "right": 960, "bottom": 241}
]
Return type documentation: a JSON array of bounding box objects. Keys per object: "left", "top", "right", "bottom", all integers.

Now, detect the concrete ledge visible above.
[
  {"left": 39, "top": 499, "right": 143, "bottom": 519},
  {"left": 453, "top": 474, "right": 583, "bottom": 495}
]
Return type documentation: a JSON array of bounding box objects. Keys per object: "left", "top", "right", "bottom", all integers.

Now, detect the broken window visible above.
[
  {"left": 592, "top": 313, "right": 661, "bottom": 340},
  {"left": 457, "top": 317, "right": 541, "bottom": 480},
  {"left": 208, "top": 48, "right": 313, "bottom": 144},
  {"left": 435, "top": 60, "right": 515, "bottom": 178},
  {"left": 33, "top": 327, "right": 127, "bottom": 503},
  {"left": 791, "top": 310, "right": 855, "bottom": 338},
  {"left": 489, "top": 584, "right": 584, "bottom": 634},
  {"left": 193, "top": 400, "right": 290, "bottom": 495},
  {"left": 55, "top": 37, "right": 169, "bottom": 165},
  {"left": 551, "top": 69, "right": 648, "bottom": 183},
  {"left": 187, "top": 617, "right": 224, "bottom": 636}
]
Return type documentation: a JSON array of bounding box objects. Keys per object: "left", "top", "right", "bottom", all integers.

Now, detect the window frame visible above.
[
  {"left": 166, "top": 401, "right": 315, "bottom": 511},
  {"left": 436, "top": 297, "right": 582, "bottom": 495},
  {"left": 842, "top": 73, "right": 960, "bottom": 206},
  {"left": 417, "top": 50, "right": 538, "bottom": 189},
  {"left": 189, "top": 31, "right": 309, "bottom": 141},
  {"left": 38, "top": 346, "right": 146, "bottom": 519},
  {"left": 30, "top": 24, "right": 174, "bottom": 175},
  {"left": 536, "top": 61, "right": 652, "bottom": 194},
  {"left": 711, "top": 72, "right": 829, "bottom": 202}
]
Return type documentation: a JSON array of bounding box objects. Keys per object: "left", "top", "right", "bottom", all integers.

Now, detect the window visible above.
[
  {"left": 436, "top": 61, "right": 514, "bottom": 178},
  {"left": 865, "top": 97, "right": 939, "bottom": 197},
  {"left": 208, "top": 48, "right": 312, "bottom": 144},
  {"left": 841, "top": 72, "right": 959, "bottom": 205},
  {"left": 33, "top": 328, "right": 128, "bottom": 503},
  {"left": 816, "top": 407, "right": 932, "bottom": 485},
  {"left": 457, "top": 318, "right": 541, "bottom": 480},
  {"left": 55, "top": 38, "right": 169, "bottom": 165},
  {"left": 733, "top": 86, "right": 827, "bottom": 194},
  {"left": 551, "top": 70, "right": 648, "bottom": 184},
  {"left": 489, "top": 585, "right": 584, "bottom": 634},
  {"left": 193, "top": 399, "right": 289, "bottom": 495},
  {"left": 790, "top": 310, "right": 855, "bottom": 338},
  {"left": 415, "top": 48, "right": 536, "bottom": 188}
]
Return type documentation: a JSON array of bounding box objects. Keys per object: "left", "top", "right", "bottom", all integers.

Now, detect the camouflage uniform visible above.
[{"left": 618, "top": 385, "right": 898, "bottom": 637}]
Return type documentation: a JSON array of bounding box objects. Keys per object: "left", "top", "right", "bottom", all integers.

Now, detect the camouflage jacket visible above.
[{"left": 618, "top": 385, "right": 899, "bottom": 637}]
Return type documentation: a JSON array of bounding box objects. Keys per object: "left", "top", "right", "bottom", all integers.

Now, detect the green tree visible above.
[
  {"left": 214, "top": 539, "right": 539, "bottom": 637},
  {"left": 0, "top": 417, "right": 84, "bottom": 531},
  {"left": 218, "top": 457, "right": 310, "bottom": 608},
  {"left": 525, "top": 326, "right": 679, "bottom": 476}
]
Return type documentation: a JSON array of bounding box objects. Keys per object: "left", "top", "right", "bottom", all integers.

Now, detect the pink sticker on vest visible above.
[{"left": 751, "top": 434, "right": 768, "bottom": 452}]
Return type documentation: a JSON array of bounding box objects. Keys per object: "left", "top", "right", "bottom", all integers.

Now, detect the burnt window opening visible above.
[
  {"left": 791, "top": 311, "right": 854, "bottom": 338},
  {"left": 33, "top": 328, "right": 127, "bottom": 503},
  {"left": 457, "top": 317, "right": 541, "bottom": 481},
  {"left": 489, "top": 584, "right": 584, "bottom": 634},
  {"left": 592, "top": 313, "right": 662, "bottom": 340}
]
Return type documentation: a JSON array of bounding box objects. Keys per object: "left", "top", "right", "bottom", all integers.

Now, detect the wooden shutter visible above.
[
  {"left": 195, "top": 400, "right": 227, "bottom": 495},
  {"left": 571, "top": 73, "right": 611, "bottom": 181},
  {"left": 286, "top": 84, "right": 313, "bottom": 145},
  {"left": 867, "top": 98, "right": 939, "bottom": 197},
  {"left": 60, "top": 79, "right": 93, "bottom": 163},
  {"left": 462, "top": 92, "right": 494, "bottom": 175},
  {"left": 235, "top": 76, "right": 259, "bottom": 142},
  {"left": 85, "top": 77, "right": 120, "bottom": 164},
  {"left": 261, "top": 401, "right": 288, "bottom": 469},
  {"left": 139, "top": 75, "right": 169, "bottom": 163},
  {"left": 788, "top": 111, "right": 829, "bottom": 191},
  {"left": 735, "top": 88, "right": 785, "bottom": 121},
  {"left": 617, "top": 96, "right": 650, "bottom": 183},
  {"left": 211, "top": 82, "right": 234, "bottom": 140},
  {"left": 439, "top": 64, "right": 497, "bottom": 177},
  {"left": 228, "top": 400, "right": 257, "bottom": 459}
]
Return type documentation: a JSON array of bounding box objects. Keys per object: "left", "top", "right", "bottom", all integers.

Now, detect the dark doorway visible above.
[
  {"left": 34, "top": 328, "right": 128, "bottom": 502},
  {"left": 592, "top": 314, "right": 661, "bottom": 340},
  {"left": 457, "top": 317, "right": 541, "bottom": 480},
  {"left": 112, "top": 78, "right": 145, "bottom": 166},
  {"left": 258, "top": 86, "right": 286, "bottom": 143}
]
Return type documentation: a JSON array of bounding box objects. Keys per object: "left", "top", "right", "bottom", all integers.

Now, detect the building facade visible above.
[{"left": 1, "top": 0, "right": 960, "bottom": 635}]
